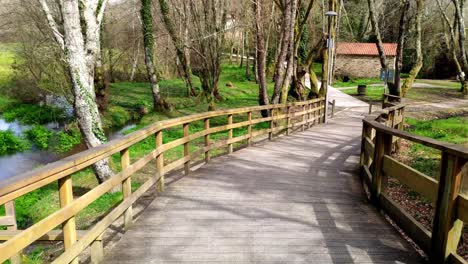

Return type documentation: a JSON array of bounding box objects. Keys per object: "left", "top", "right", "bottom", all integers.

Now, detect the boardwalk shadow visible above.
[{"left": 104, "top": 117, "right": 425, "bottom": 263}]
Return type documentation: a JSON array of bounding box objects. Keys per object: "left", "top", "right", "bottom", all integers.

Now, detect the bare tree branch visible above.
[{"left": 38, "top": 0, "right": 64, "bottom": 50}]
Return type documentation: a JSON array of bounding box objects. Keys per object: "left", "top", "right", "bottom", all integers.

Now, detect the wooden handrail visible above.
[
  {"left": 0, "top": 99, "right": 323, "bottom": 200},
  {"left": 360, "top": 101, "right": 468, "bottom": 264},
  {"left": 0, "top": 97, "right": 326, "bottom": 263}
]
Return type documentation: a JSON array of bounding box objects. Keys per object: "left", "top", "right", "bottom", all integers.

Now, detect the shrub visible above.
[
  {"left": 25, "top": 126, "right": 54, "bottom": 150},
  {"left": 53, "top": 128, "right": 81, "bottom": 153},
  {"left": 0, "top": 130, "right": 29, "bottom": 155},
  {"left": 3, "top": 104, "right": 67, "bottom": 125}
]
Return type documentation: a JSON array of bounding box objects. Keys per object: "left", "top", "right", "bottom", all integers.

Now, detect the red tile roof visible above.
[{"left": 336, "top": 42, "right": 397, "bottom": 56}]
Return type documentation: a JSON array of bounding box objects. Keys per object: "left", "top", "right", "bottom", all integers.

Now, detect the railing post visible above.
[
  {"left": 4, "top": 201, "right": 20, "bottom": 264},
  {"left": 430, "top": 154, "right": 466, "bottom": 263},
  {"left": 204, "top": 118, "right": 210, "bottom": 162},
  {"left": 286, "top": 106, "right": 291, "bottom": 135},
  {"left": 301, "top": 105, "right": 306, "bottom": 131},
  {"left": 331, "top": 99, "right": 336, "bottom": 118},
  {"left": 156, "top": 131, "right": 164, "bottom": 192},
  {"left": 312, "top": 102, "right": 317, "bottom": 127},
  {"left": 183, "top": 123, "right": 190, "bottom": 175},
  {"left": 247, "top": 112, "right": 252, "bottom": 146},
  {"left": 269, "top": 108, "right": 274, "bottom": 140},
  {"left": 322, "top": 99, "right": 326, "bottom": 123},
  {"left": 121, "top": 148, "right": 133, "bottom": 229},
  {"left": 90, "top": 233, "right": 104, "bottom": 264},
  {"left": 228, "top": 114, "right": 233, "bottom": 153},
  {"left": 370, "top": 130, "right": 392, "bottom": 205},
  {"left": 58, "top": 175, "right": 78, "bottom": 264}
]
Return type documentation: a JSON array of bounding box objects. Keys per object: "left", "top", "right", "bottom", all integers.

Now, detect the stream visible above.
[{"left": 0, "top": 118, "right": 137, "bottom": 183}]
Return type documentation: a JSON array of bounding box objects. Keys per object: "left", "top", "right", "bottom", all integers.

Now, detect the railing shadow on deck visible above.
[
  {"left": 0, "top": 98, "right": 328, "bottom": 264},
  {"left": 361, "top": 94, "right": 468, "bottom": 264}
]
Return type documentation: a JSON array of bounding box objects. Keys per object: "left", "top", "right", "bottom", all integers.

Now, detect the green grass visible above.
[
  {"left": 405, "top": 116, "right": 468, "bottom": 178},
  {"left": 0, "top": 43, "right": 15, "bottom": 90},
  {"left": 340, "top": 79, "right": 463, "bottom": 103},
  {"left": 338, "top": 86, "right": 385, "bottom": 102},
  {"left": 333, "top": 78, "right": 381, "bottom": 88}
]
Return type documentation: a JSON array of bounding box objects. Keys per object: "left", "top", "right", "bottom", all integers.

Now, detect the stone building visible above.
[{"left": 335, "top": 42, "right": 397, "bottom": 79}]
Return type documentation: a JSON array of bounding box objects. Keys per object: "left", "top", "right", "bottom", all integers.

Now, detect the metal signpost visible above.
[{"left": 324, "top": 10, "right": 337, "bottom": 124}]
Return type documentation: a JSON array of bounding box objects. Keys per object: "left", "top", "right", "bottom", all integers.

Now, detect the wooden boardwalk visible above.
[{"left": 104, "top": 109, "right": 424, "bottom": 263}]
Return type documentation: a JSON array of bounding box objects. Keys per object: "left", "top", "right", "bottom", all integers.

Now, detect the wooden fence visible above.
[
  {"left": 361, "top": 103, "right": 468, "bottom": 264},
  {"left": 0, "top": 98, "right": 326, "bottom": 264}
]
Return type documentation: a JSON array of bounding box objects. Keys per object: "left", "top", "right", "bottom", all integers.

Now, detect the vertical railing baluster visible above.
[
  {"left": 228, "top": 114, "right": 233, "bottom": 153},
  {"left": 183, "top": 123, "right": 190, "bottom": 175},
  {"left": 286, "top": 105, "right": 291, "bottom": 135},
  {"left": 301, "top": 104, "right": 306, "bottom": 131},
  {"left": 90, "top": 233, "right": 104, "bottom": 264},
  {"left": 204, "top": 118, "right": 210, "bottom": 162},
  {"left": 370, "top": 130, "right": 392, "bottom": 205},
  {"left": 247, "top": 112, "right": 252, "bottom": 146},
  {"left": 269, "top": 108, "right": 274, "bottom": 140},
  {"left": 121, "top": 148, "right": 132, "bottom": 229},
  {"left": 431, "top": 153, "right": 466, "bottom": 263},
  {"left": 156, "top": 130, "right": 164, "bottom": 192},
  {"left": 58, "top": 176, "right": 78, "bottom": 264},
  {"left": 5, "top": 201, "right": 20, "bottom": 264}
]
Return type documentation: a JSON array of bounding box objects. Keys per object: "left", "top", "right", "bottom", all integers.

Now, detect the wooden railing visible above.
[
  {"left": 361, "top": 104, "right": 468, "bottom": 264},
  {"left": 0, "top": 98, "right": 326, "bottom": 264},
  {"left": 382, "top": 93, "right": 402, "bottom": 109}
]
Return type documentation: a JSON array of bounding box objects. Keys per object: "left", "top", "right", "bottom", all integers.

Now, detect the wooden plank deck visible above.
[{"left": 103, "top": 109, "right": 424, "bottom": 263}]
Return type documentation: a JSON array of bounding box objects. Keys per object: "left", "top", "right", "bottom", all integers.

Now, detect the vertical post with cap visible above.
[
  {"left": 183, "top": 123, "right": 190, "bottom": 175},
  {"left": 121, "top": 148, "right": 133, "bottom": 229},
  {"left": 204, "top": 118, "right": 210, "bottom": 162},
  {"left": 228, "top": 114, "right": 233, "bottom": 153},
  {"left": 58, "top": 175, "right": 78, "bottom": 264},
  {"left": 156, "top": 130, "right": 164, "bottom": 191}
]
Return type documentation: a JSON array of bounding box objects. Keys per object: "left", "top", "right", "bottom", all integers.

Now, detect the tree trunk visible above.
[
  {"left": 401, "top": 0, "right": 424, "bottom": 97},
  {"left": 453, "top": 0, "right": 468, "bottom": 96},
  {"left": 272, "top": 0, "right": 298, "bottom": 104},
  {"left": 246, "top": 32, "right": 251, "bottom": 80},
  {"left": 159, "top": 0, "right": 196, "bottom": 96},
  {"left": 60, "top": 0, "right": 113, "bottom": 184},
  {"left": 94, "top": 53, "right": 110, "bottom": 111},
  {"left": 367, "top": 0, "right": 388, "bottom": 69},
  {"left": 393, "top": 0, "right": 410, "bottom": 93},
  {"left": 141, "top": 0, "right": 169, "bottom": 111},
  {"left": 254, "top": 0, "right": 270, "bottom": 117}
]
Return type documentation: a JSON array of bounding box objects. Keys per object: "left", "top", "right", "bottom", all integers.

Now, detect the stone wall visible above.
[{"left": 335, "top": 55, "right": 396, "bottom": 79}]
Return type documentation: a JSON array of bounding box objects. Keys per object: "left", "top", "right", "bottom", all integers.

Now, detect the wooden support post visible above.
[
  {"left": 5, "top": 201, "right": 20, "bottom": 264},
  {"left": 306, "top": 103, "right": 311, "bottom": 128},
  {"left": 368, "top": 99, "right": 373, "bottom": 114},
  {"left": 228, "top": 114, "right": 233, "bottom": 153},
  {"left": 308, "top": 103, "right": 317, "bottom": 128},
  {"left": 322, "top": 100, "right": 326, "bottom": 123},
  {"left": 269, "top": 109, "right": 274, "bottom": 140},
  {"left": 183, "top": 123, "right": 190, "bottom": 175},
  {"left": 120, "top": 148, "right": 132, "bottom": 229},
  {"left": 370, "top": 130, "right": 392, "bottom": 205},
  {"left": 430, "top": 154, "right": 466, "bottom": 263},
  {"left": 58, "top": 175, "right": 78, "bottom": 264},
  {"left": 204, "top": 118, "right": 210, "bottom": 162},
  {"left": 247, "top": 112, "right": 252, "bottom": 146},
  {"left": 90, "top": 233, "right": 104, "bottom": 264},
  {"left": 286, "top": 106, "right": 291, "bottom": 135},
  {"left": 155, "top": 131, "right": 164, "bottom": 192},
  {"left": 331, "top": 99, "right": 336, "bottom": 118},
  {"left": 301, "top": 105, "right": 305, "bottom": 131},
  {"left": 359, "top": 123, "right": 368, "bottom": 169}
]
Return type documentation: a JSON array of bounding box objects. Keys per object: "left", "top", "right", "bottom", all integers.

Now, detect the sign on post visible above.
[{"left": 380, "top": 68, "right": 395, "bottom": 83}]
